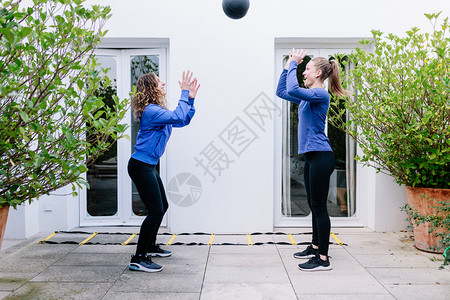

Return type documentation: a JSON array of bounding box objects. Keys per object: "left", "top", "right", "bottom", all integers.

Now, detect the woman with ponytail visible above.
[
  {"left": 128, "top": 71, "right": 200, "bottom": 273},
  {"left": 276, "top": 49, "right": 348, "bottom": 272}
]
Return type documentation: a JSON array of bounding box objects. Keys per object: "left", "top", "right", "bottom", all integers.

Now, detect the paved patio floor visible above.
[{"left": 1, "top": 228, "right": 449, "bottom": 299}]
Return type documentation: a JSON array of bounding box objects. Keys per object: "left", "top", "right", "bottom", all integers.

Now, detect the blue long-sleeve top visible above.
[
  {"left": 276, "top": 61, "right": 332, "bottom": 154},
  {"left": 131, "top": 89, "right": 195, "bottom": 165}
]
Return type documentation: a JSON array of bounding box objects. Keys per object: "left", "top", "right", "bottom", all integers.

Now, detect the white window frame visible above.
[
  {"left": 79, "top": 48, "right": 168, "bottom": 227},
  {"left": 274, "top": 43, "right": 363, "bottom": 228}
]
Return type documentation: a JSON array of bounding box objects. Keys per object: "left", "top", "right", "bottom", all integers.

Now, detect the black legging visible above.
[
  {"left": 304, "top": 151, "right": 335, "bottom": 257},
  {"left": 128, "top": 157, "right": 169, "bottom": 255}
]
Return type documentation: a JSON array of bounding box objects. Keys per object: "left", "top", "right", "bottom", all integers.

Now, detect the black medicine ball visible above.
[{"left": 222, "top": 0, "right": 250, "bottom": 20}]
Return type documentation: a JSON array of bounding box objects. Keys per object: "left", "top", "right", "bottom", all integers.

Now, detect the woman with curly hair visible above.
[{"left": 128, "top": 71, "right": 199, "bottom": 273}]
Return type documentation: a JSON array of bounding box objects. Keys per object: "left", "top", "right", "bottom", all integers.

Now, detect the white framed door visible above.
[
  {"left": 274, "top": 47, "right": 361, "bottom": 227},
  {"left": 80, "top": 48, "right": 168, "bottom": 226}
]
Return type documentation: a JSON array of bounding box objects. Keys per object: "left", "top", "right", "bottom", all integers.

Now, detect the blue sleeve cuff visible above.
[
  {"left": 289, "top": 60, "right": 298, "bottom": 69},
  {"left": 180, "top": 89, "right": 190, "bottom": 101}
]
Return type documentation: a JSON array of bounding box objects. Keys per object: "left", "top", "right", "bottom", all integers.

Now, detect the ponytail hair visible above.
[{"left": 311, "top": 57, "right": 349, "bottom": 98}]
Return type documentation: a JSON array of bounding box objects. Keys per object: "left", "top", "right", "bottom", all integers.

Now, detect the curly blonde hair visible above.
[{"left": 132, "top": 72, "right": 167, "bottom": 120}]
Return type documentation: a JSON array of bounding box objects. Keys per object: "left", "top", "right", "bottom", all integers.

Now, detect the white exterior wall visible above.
[
  {"left": 5, "top": 0, "right": 448, "bottom": 237},
  {"left": 5, "top": 201, "right": 39, "bottom": 239},
  {"left": 38, "top": 185, "right": 79, "bottom": 233}
]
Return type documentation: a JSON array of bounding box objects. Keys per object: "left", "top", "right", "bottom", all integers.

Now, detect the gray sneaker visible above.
[
  {"left": 147, "top": 245, "right": 172, "bottom": 257},
  {"left": 129, "top": 254, "right": 163, "bottom": 273}
]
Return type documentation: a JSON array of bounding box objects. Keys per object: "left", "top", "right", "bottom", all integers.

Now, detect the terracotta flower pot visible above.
[
  {"left": 0, "top": 206, "right": 10, "bottom": 252},
  {"left": 405, "top": 186, "right": 450, "bottom": 253}
]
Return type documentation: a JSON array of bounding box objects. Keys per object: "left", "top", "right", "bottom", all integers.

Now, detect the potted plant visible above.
[
  {"left": 402, "top": 197, "right": 449, "bottom": 256},
  {"left": 329, "top": 12, "right": 449, "bottom": 253},
  {"left": 0, "top": 0, "right": 129, "bottom": 250}
]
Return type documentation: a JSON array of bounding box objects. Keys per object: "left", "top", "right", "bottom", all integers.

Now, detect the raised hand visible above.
[
  {"left": 284, "top": 49, "right": 295, "bottom": 69},
  {"left": 291, "top": 48, "right": 308, "bottom": 64},
  {"left": 189, "top": 78, "right": 200, "bottom": 99},
  {"left": 178, "top": 70, "right": 194, "bottom": 91}
]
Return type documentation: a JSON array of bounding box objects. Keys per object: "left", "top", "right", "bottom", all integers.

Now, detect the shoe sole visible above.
[
  {"left": 298, "top": 265, "right": 332, "bottom": 272},
  {"left": 129, "top": 263, "right": 163, "bottom": 273},
  {"left": 148, "top": 253, "right": 172, "bottom": 257},
  {"left": 293, "top": 254, "right": 316, "bottom": 259}
]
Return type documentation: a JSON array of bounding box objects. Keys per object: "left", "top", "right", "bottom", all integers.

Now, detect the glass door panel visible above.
[
  {"left": 86, "top": 55, "right": 118, "bottom": 217},
  {"left": 81, "top": 48, "right": 167, "bottom": 226},
  {"left": 120, "top": 48, "right": 167, "bottom": 226},
  {"left": 279, "top": 48, "right": 356, "bottom": 221},
  {"left": 326, "top": 52, "right": 356, "bottom": 217},
  {"left": 129, "top": 55, "right": 160, "bottom": 217},
  {"left": 282, "top": 54, "right": 313, "bottom": 217}
]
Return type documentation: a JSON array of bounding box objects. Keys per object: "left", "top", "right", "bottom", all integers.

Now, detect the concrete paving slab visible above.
[
  {"left": 0, "top": 235, "right": 45, "bottom": 257},
  {"left": 330, "top": 227, "right": 375, "bottom": 234},
  {"left": 246, "top": 234, "right": 276, "bottom": 245},
  {"left": 280, "top": 248, "right": 368, "bottom": 275},
  {"left": 353, "top": 253, "right": 443, "bottom": 268},
  {"left": 273, "top": 234, "right": 326, "bottom": 252},
  {"left": 207, "top": 252, "right": 282, "bottom": 267},
  {"left": 277, "top": 245, "right": 347, "bottom": 257},
  {"left": 277, "top": 245, "right": 311, "bottom": 257},
  {"left": 1, "top": 229, "right": 448, "bottom": 299},
  {"left": 410, "top": 249, "right": 447, "bottom": 262},
  {"left": 385, "top": 231, "right": 413, "bottom": 239},
  {"left": 30, "top": 265, "right": 125, "bottom": 283},
  {"left": 111, "top": 272, "right": 204, "bottom": 293},
  {"left": 71, "top": 227, "right": 144, "bottom": 234},
  {"left": 52, "top": 253, "right": 130, "bottom": 266},
  {"left": 167, "top": 234, "right": 212, "bottom": 245},
  {"left": 5, "top": 282, "right": 111, "bottom": 299},
  {"left": 153, "top": 259, "right": 206, "bottom": 274},
  {"left": 386, "top": 285, "right": 450, "bottom": 300},
  {"left": 0, "top": 258, "right": 56, "bottom": 278},
  {"left": 204, "top": 266, "right": 289, "bottom": 283},
  {"left": 289, "top": 272, "right": 388, "bottom": 294},
  {"left": 85, "top": 234, "right": 135, "bottom": 245},
  {"left": 275, "top": 236, "right": 342, "bottom": 250},
  {"left": 8, "top": 243, "right": 77, "bottom": 260},
  {"left": 209, "top": 244, "right": 279, "bottom": 254},
  {"left": 212, "top": 234, "right": 249, "bottom": 245},
  {"left": 152, "top": 247, "right": 208, "bottom": 274},
  {"left": 200, "top": 282, "right": 297, "bottom": 300},
  {"left": 155, "top": 234, "right": 172, "bottom": 245},
  {"left": 72, "top": 244, "right": 134, "bottom": 254},
  {"left": 42, "top": 233, "right": 91, "bottom": 244},
  {"left": 298, "top": 294, "right": 395, "bottom": 299},
  {"left": 274, "top": 228, "right": 314, "bottom": 234},
  {"left": 0, "top": 291, "right": 10, "bottom": 300},
  {"left": 165, "top": 245, "right": 210, "bottom": 262},
  {"left": 279, "top": 243, "right": 343, "bottom": 254},
  {"left": 0, "top": 239, "right": 23, "bottom": 253},
  {"left": 324, "top": 247, "right": 358, "bottom": 261},
  {"left": 271, "top": 233, "right": 298, "bottom": 245},
  {"left": 284, "top": 260, "right": 368, "bottom": 276},
  {"left": 271, "top": 233, "right": 311, "bottom": 247},
  {"left": 327, "top": 243, "right": 344, "bottom": 251},
  {"left": 338, "top": 231, "right": 405, "bottom": 240},
  {"left": 103, "top": 291, "right": 200, "bottom": 300},
  {"left": 0, "top": 277, "right": 27, "bottom": 293},
  {"left": 341, "top": 235, "right": 415, "bottom": 255},
  {"left": 367, "top": 267, "right": 450, "bottom": 285}
]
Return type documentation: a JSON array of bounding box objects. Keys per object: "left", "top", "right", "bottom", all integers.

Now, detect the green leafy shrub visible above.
[
  {"left": 329, "top": 12, "right": 450, "bottom": 189},
  {"left": 0, "top": 0, "right": 129, "bottom": 208}
]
